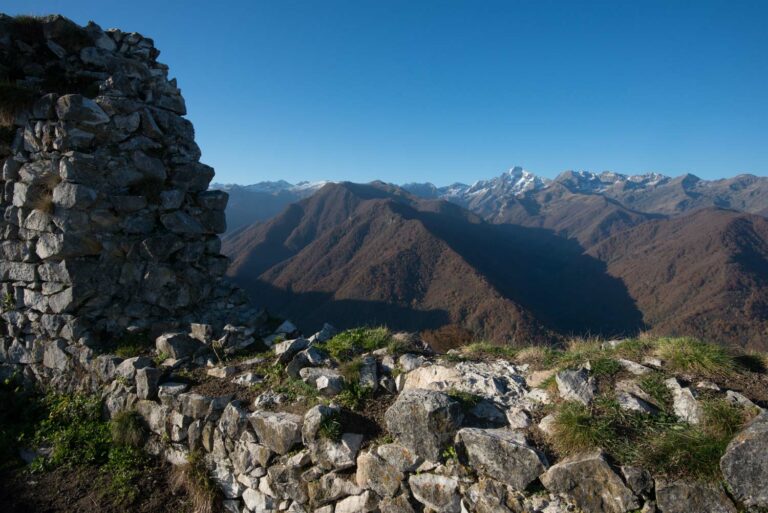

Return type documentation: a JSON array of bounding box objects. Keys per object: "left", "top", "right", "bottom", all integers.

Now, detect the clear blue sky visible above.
[{"left": 5, "top": 0, "right": 768, "bottom": 185}]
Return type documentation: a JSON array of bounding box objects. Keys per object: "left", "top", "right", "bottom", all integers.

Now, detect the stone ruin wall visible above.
[{"left": 0, "top": 14, "right": 263, "bottom": 361}]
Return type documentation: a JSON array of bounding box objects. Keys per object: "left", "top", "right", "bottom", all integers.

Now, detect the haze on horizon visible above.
[{"left": 6, "top": 0, "right": 767, "bottom": 185}]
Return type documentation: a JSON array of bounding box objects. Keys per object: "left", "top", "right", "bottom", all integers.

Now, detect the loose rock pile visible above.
[{"left": 9, "top": 311, "right": 768, "bottom": 513}]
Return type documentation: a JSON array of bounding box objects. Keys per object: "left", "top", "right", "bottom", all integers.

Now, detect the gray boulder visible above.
[
  {"left": 379, "top": 493, "right": 417, "bottom": 513},
  {"left": 655, "top": 480, "right": 737, "bottom": 513},
  {"left": 156, "top": 332, "right": 204, "bottom": 359},
  {"left": 307, "top": 472, "right": 362, "bottom": 506},
  {"left": 385, "top": 389, "right": 464, "bottom": 462},
  {"left": 359, "top": 355, "right": 378, "bottom": 389},
  {"left": 115, "top": 356, "right": 154, "bottom": 381},
  {"left": 356, "top": 451, "right": 404, "bottom": 498},
  {"left": 456, "top": 427, "right": 548, "bottom": 490},
  {"left": 311, "top": 433, "right": 364, "bottom": 470},
  {"left": 665, "top": 378, "right": 702, "bottom": 424},
  {"left": 56, "top": 94, "right": 110, "bottom": 126},
  {"left": 274, "top": 337, "right": 310, "bottom": 364},
  {"left": 540, "top": 450, "right": 639, "bottom": 513},
  {"left": 376, "top": 443, "right": 422, "bottom": 472},
  {"left": 556, "top": 368, "right": 596, "bottom": 405},
  {"left": 620, "top": 466, "right": 653, "bottom": 497},
  {"left": 299, "top": 367, "right": 344, "bottom": 396},
  {"left": 408, "top": 473, "right": 461, "bottom": 513},
  {"left": 616, "top": 391, "right": 656, "bottom": 414},
  {"left": 720, "top": 411, "right": 768, "bottom": 508},
  {"left": 136, "top": 367, "right": 160, "bottom": 400},
  {"left": 334, "top": 491, "right": 378, "bottom": 513},
  {"left": 249, "top": 410, "right": 303, "bottom": 454}
]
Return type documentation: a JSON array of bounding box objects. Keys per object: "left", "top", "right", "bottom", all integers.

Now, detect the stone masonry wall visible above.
[{"left": 0, "top": 14, "right": 262, "bottom": 358}]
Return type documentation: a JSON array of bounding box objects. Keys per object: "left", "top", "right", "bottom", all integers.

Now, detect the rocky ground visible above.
[{"left": 4, "top": 321, "right": 768, "bottom": 513}]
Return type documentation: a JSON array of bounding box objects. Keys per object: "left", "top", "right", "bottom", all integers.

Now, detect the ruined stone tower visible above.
[{"left": 0, "top": 14, "right": 260, "bottom": 356}]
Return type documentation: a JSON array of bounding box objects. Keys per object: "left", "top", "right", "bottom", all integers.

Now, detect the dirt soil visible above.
[{"left": 0, "top": 461, "right": 189, "bottom": 513}]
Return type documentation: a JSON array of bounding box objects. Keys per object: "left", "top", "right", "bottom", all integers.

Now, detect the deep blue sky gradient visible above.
[{"left": 5, "top": 0, "right": 767, "bottom": 185}]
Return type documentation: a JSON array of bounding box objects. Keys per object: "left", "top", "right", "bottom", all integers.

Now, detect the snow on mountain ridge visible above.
[{"left": 211, "top": 180, "right": 330, "bottom": 194}]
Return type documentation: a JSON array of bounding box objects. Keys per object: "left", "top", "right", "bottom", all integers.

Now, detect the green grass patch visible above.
[
  {"left": 1, "top": 391, "right": 154, "bottom": 505},
  {"left": 336, "top": 382, "right": 373, "bottom": 411},
  {"left": 554, "top": 340, "right": 604, "bottom": 370},
  {"left": 611, "top": 337, "right": 656, "bottom": 361},
  {"left": 636, "top": 399, "right": 748, "bottom": 480},
  {"left": 655, "top": 337, "right": 735, "bottom": 378},
  {"left": 460, "top": 341, "right": 518, "bottom": 360},
  {"left": 638, "top": 372, "right": 673, "bottom": 411},
  {"left": 33, "top": 393, "right": 112, "bottom": 468},
  {"left": 317, "top": 413, "right": 342, "bottom": 442},
  {"left": 589, "top": 356, "right": 622, "bottom": 378},
  {"left": 319, "top": 327, "right": 392, "bottom": 361},
  {"left": 548, "top": 394, "right": 752, "bottom": 482}
]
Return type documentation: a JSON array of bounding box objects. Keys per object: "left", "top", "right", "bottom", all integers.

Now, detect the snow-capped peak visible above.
[
  {"left": 466, "top": 166, "right": 550, "bottom": 197},
  {"left": 556, "top": 170, "right": 671, "bottom": 193}
]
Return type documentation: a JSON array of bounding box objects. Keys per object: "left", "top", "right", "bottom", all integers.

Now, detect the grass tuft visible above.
[
  {"left": 638, "top": 372, "right": 673, "bottom": 411},
  {"left": 317, "top": 413, "right": 343, "bottom": 442},
  {"left": 447, "top": 388, "right": 483, "bottom": 412},
  {"left": 515, "top": 345, "right": 560, "bottom": 368},
  {"left": 655, "top": 337, "right": 735, "bottom": 378},
  {"left": 548, "top": 393, "right": 753, "bottom": 482},
  {"left": 110, "top": 411, "right": 145, "bottom": 448},
  {"left": 636, "top": 399, "right": 748, "bottom": 481},
  {"left": 611, "top": 337, "right": 656, "bottom": 361},
  {"left": 171, "top": 451, "right": 220, "bottom": 513},
  {"left": 336, "top": 382, "right": 372, "bottom": 411},
  {"left": 460, "top": 341, "right": 518, "bottom": 360},
  {"left": 589, "top": 356, "right": 622, "bottom": 378},
  {"left": 549, "top": 400, "right": 624, "bottom": 457}
]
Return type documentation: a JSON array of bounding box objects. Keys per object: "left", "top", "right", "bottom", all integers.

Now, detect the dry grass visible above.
[
  {"left": 171, "top": 451, "right": 220, "bottom": 513},
  {"left": 515, "top": 345, "right": 559, "bottom": 368}
]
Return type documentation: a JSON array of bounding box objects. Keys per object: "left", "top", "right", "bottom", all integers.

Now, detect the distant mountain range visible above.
[
  {"left": 216, "top": 168, "right": 768, "bottom": 235},
  {"left": 210, "top": 181, "right": 328, "bottom": 233},
  {"left": 220, "top": 168, "right": 768, "bottom": 349},
  {"left": 223, "top": 182, "right": 645, "bottom": 345}
]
